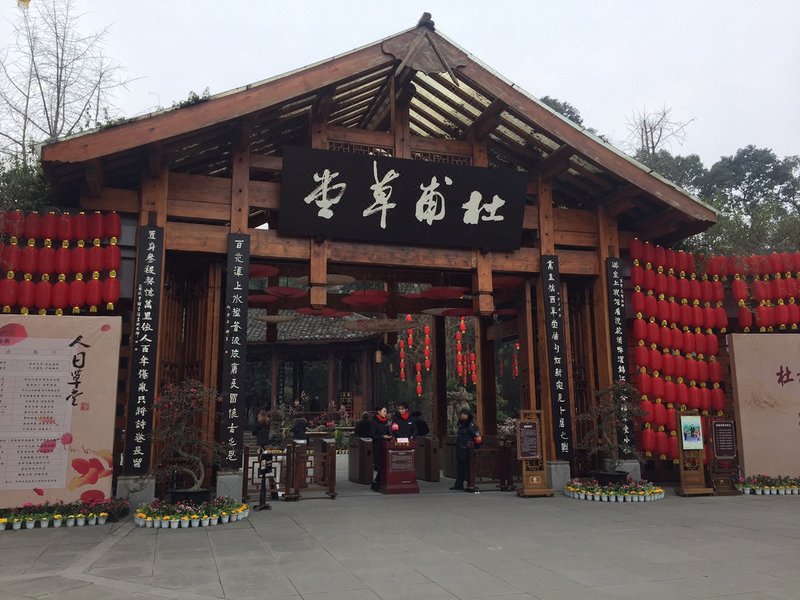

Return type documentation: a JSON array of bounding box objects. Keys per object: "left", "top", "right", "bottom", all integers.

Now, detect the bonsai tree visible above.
[
  {"left": 150, "top": 379, "right": 228, "bottom": 491},
  {"left": 578, "top": 380, "right": 643, "bottom": 472}
]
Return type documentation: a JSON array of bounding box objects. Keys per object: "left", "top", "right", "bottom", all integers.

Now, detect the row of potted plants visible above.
[
  {"left": 0, "top": 497, "right": 130, "bottom": 531},
  {"left": 737, "top": 475, "right": 800, "bottom": 495},
  {"left": 134, "top": 496, "right": 249, "bottom": 529},
  {"left": 564, "top": 479, "right": 666, "bottom": 502}
]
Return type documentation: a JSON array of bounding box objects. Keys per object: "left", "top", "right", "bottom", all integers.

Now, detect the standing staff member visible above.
[
  {"left": 451, "top": 408, "right": 482, "bottom": 491},
  {"left": 391, "top": 401, "right": 416, "bottom": 440},
  {"left": 370, "top": 406, "right": 392, "bottom": 491}
]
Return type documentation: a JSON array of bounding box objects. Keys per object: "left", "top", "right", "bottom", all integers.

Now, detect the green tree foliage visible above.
[
  {"left": 0, "top": 158, "right": 50, "bottom": 212},
  {"left": 540, "top": 96, "right": 584, "bottom": 127},
  {"left": 634, "top": 149, "right": 707, "bottom": 196}
]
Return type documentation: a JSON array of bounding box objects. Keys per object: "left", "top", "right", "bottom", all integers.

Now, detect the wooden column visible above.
[
  {"left": 536, "top": 174, "right": 556, "bottom": 459},
  {"left": 432, "top": 316, "right": 448, "bottom": 442},
  {"left": 230, "top": 121, "right": 251, "bottom": 234},
  {"left": 475, "top": 316, "right": 497, "bottom": 435},
  {"left": 392, "top": 79, "right": 411, "bottom": 159},
  {"left": 518, "top": 279, "right": 537, "bottom": 411},
  {"left": 592, "top": 205, "right": 616, "bottom": 394},
  {"left": 473, "top": 253, "right": 494, "bottom": 315},
  {"left": 309, "top": 239, "right": 328, "bottom": 308}
]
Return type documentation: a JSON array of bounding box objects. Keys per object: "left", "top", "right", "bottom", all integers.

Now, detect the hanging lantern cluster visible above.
[
  {"left": 415, "top": 361, "right": 423, "bottom": 397},
  {"left": 512, "top": 341, "right": 519, "bottom": 379},
  {"left": 630, "top": 239, "right": 726, "bottom": 463},
  {"left": 1, "top": 210, "right": 123, "bottom": 315},
  {"left": 423, "top": 324, "right": 431, "bottom": 371},
  {"left": 398, "top": 339, "right": 406, "bottom": 381},
  {"left": 719, "top": 252, "right": 800, "bottom": 333}
]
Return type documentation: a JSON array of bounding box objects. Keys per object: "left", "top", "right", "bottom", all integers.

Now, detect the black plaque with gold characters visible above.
[{"left": 710, "top": 418, "right": 740, "bottom": 495}]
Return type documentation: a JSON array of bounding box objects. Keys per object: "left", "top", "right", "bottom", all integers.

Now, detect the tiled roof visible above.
[{"left": 247, "top": 309, "right": 379, "bottom": 344}]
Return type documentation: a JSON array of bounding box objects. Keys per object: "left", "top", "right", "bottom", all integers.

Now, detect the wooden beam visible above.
[
  {"left": 249, "top": 154, "right": 283, "bottom": 171},
  {"left": 592, "top": 205, "right": 614, "bottom": 394},
  {"left": 462, "top": 99, "right": 506, "bottom": 142},
  {"left": 80, "top": 187, "right": 138, "bottom": 213},
  {"left": 538, "top": 175, "right": 555, "bottom": 255},
  {"left": 326, "top": 125, "right": 394, "bottom": 149},
  {"left": 146, "top": 143, "right": 164, "bottom": 179},
  {"left": 230, "top": 121, "right": 251, "bottom": 233},
  {"left": 85, "top": 160, "right": 104, "bottom": 199},
  {"left": 528, "top": 144, "right": 575, "bottom": 181},
  {"left": 312, "top": 87, "right": 335, "bottom": 124},
  {"left": 140, "top": 150, "right": 168, "bottom": 227},
  {"left": 42, "top": 42, "right": 395, "bottom": 163}
]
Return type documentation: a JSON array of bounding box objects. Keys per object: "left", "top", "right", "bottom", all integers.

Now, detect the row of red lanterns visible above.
[
  {"left": 707, "top": 252, "right": 800, "bottom": 279},
  {"left": 0, "top": 271, "right": 120, "bottom": 315},
  {"left": 631, "top": 267, "right": 723, "bottom": 306},
  {"left": 2, "top": 210, "right": 121, "bottom": 243},
  {"left": 630, "top": 239, "right": 696, "bottom": 275},
  {"left": 633, "top": 319, "right": 720, "bottom": 357},
  {"left": 1, "top": 239, "right": 121, "bottom": 277}
]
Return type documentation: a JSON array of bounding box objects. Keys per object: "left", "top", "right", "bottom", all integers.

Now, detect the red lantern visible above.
[
  {"left": 683, "top": 331, "right": 696, "bottom": 355},
  {"left": 55, "top": 241, "right": 71, "bottom": 275},
  {"left": 666, "top": 274, "right": 678, "bottom": 300},
  {"left": 685, "top": 356, "right": 699, "bottom": 383},
  {"left": 708, "top": 358, "right": 723, "bottom": 384},
  {"left": 711, "top": 384, "right": 725, "bottom": 414},
  {"left": 692, "top": 303, "right": 704, "bottom": 329},
  {"left": 88, "top": 239, "right": 104, "bottom": 273},
  {"left": 641, "top": 426, "right": 655, "bottom": 456},
  {"left": 661, "top": 352, "right": 674, "bottom": 378},
  {"left": 37, "top": 240, "right": 55, "bottom": 275},
  {"left": 738, "top": 306, "right": 753, "bottom": 331},
  {"left": 659, "top": 325, "right": 671, "bottom": 350},
  {"left": 673, "top": 353, "right": 686, "bottom": 379},
  {"left": 23, "top": 212, "right": 41, "bottom": 240},
  {"left": 34, "top": 275, "right": 52, "bottom": 315},
  {"left": 679, "top": 301, "right": 693, "bottom": 328},
  {"left": 646, "top": 319, "right": 660, "bottom": 345},
  {"left": 3, "top": 210, "right": 24, "bottom": 237},
  {"left": 20, "top": 239, "right": 37, "bottom": 275},
  {"left": 703, "top": 306, "right": 716, "bottom": 331},
  {"left": 102, "top": 271, "right": 120, "bottom": 310},
  {"left": 57, "top": 213, "right": 73, "bottom": 242},
  {"left": 687, "top": 384, "right": 700, "bottom": 410},
  {"left": 630, "top": 238, "right": 643, "bottom": 262},
  {"left": 17, "top": 273, "right": 34, "bottom": 314},
  {"left": 653, "top": 401, "right": 667, "bottom": 429},
  {"left": 676, "top": 251, "right": 689, "bottom": 275},
  {"left": 649, "top": 346, "right": 663, "bottom": 373},
  {"left": 104, "top": 243, "right": 121, "bottom": 272},
  {"left": 633, "top": 318, "right": 646, "bottom": 341},
  {"left": 699, "top": 385, "right": 711, "bottom": 413},
  {"left": 656, "top": 430, "right": 668, "bottom": 458},
  {"left": 697, "top": 359, "right": 709, "bottom": 384},
  {"left": 635, "top": 342, "right": 649, "bottom": 370},
  {"left": 654, "top": 245, "right": 666, "bottom": 269},
  {"left": 670, "top": 326, "right": 683, "bottom": 352},
  {"left": 641, "top": 398, "right": 655, "bottom": 424},
  {"left": 52, "top": 274, "right": 68, "bottom": 315},
  {"left": 657, "top": 298, "right": 670, "bottom": 324},
  {"left": 668, "top": 433, "right": 679, "bottom": 462},
  {"left": 71, "top": 241, "right": 88, "bottom": 274},
  {"left": 643, "top": 242, "right": 655, "bottom": 266},
  {"left": 651, "top": 375, "right": 665, "bottom": 401},
  {"left": 788, "top": 301, "right": 800, "bottom": 330},
  {"left": 714, "top": 306, "right": 728, "bottom": 331},
  {"left": 665, "top": 249, "right": 677, "bottom": 273},
  {"left": 69, "top": 273, "right": 86, "bottom": 313},
  {"left": 677, "top": 276, "right": 690, "bottom": 301},
  {"left": 665, "top": 405, "right": 677, "bottom": 432},
  {"left": 632, "top": 290, "right": 645, "bottom": 315},
  {"left": 637, "top": 371, "right": 652, "bottom": 396},
  {"left": 644, "top": 294, "right": 657, "bottom": 319},
  {"left": 88, "top": 211, "right": 104, "bottom": 241},
  {"left": 631, "top": 264, "right": 644, "bottom": 288},
  {"left": 73, "top": 211, "right": 88, "bottom": 242},
  {"left": 655, "top": 269, "right": 667, "bottom": 296},
  {"left": 86, "top": 272, "right": 102, "bottom": 312},
  {"left": 643, "top": 268, "right": 656, "bottom": 292},
  {"left": 694, "top": 331, "right": 707, "bottom": 357},
  {"left": 0, "top": 271, "right": 17, "bottom": 312},
  {"left": 689, "top": 276, "right": 702, "bottom": 302},
  {"left": 40, "top": 212, "right": 57, "bottom": 240},
  {"left": 776, "top": 300, "right": 789, "bottom": 329},
  {"left": 676, "top": 380, "right": 689, "bottom": 408},
  {"left": 712, "top": 279, "right": 724, "bottom": 303},
  {"left": 104, "top": 211, "right": 122, "bottom": 240}
]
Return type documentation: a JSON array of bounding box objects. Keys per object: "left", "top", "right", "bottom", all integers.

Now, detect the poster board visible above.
[
  {"left": 676, "top": 411, "right": 713, "bottom": 497},
  {"left": 728, "top": 333, "right": 800, "bottom": 476},
  {"left": 0, "top": 315, "right": 121, "bottom": 508},
  {"left": 516, "top": 410, "right": 553, "bottom": 497}
]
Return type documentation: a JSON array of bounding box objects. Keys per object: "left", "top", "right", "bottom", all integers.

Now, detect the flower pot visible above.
[
  {"left": 755, "top": 487, "right": 763, "bottom": 495},
  {"left": 180, "top": 519, "right": 190, "bottom": 528},
  {"left": 25, "top": 520, "right": 35, "bottom": 529},
  {"left": 66, "top": 518, "right": 75, "bottom": 527},
  {"left": 210, "top": 517, "right": 219, "bottom": 526},
  {"left": 170, "top": 520, "right": 179, "bottom": 529},
  {"left": 12, "top": 521, "right": 21, "bottom": 530},
  {"left": 87, "top": 516, "right": 97, "bottom": 526},
  {"left": 39, "top": 520, "right": 50, "bottom": 528},
  {"left": 76, "top": 517, "right": 86, "bottom": 526},
  {"left": 793, "top": 488, "right": 798, "bottom": 495},
  {"left": 741, "top": 487, "right": 750, "bottom": 495},
  {"left": 221, "top": 514, "right": 230, "bottom": 523},
  {"left": 201, "top": 518, "right": 209, "bottom": 527},
  {"left": 242, "top": 510, "right": 250, "bottom": 518},
  {"left": 600, "top": 495, "right": 608, "bottom": 502},
  {"left": 98, "top": 517, "right": 107, "bottom": 525},
  {"left": 191, "top": 519, "right": 200, "bottom": 527},
  {"left": 778, "top": 488, "right": 786, "bottom": 495},
  {"left": 578, "top": 492, "right": 585, "bottom": 500},
  {"left": 145, "top": 519, "right": 153, "bottom": 528}
]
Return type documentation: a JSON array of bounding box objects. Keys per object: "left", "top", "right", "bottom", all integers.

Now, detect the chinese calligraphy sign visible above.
[
  {"left": 280, "top": 146, "right": 526, "bottom": 251},
  {"left": 606, "top": 257, "right": 634, "bottom": 454}
]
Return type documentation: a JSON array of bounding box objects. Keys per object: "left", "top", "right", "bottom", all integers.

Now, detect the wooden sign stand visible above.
[
  {"left": 709, "top": 418, "right": 740, "bottom": 496},
  {"left": 516, "top": 410, "right": 554, "bottom": 497},
  {"left": 676, "top": 410, "right": 714, "bottom": 497}
]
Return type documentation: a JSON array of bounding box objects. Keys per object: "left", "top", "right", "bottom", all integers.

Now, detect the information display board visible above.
[{"left": 0, "top": 315, "right": 121, "bottom": 508}]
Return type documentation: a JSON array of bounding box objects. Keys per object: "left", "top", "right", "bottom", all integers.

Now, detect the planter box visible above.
[
  {"left": 168, "top": 488, "right": 213, "bottom": 504},
  {"left": 589, "top": 470, "right": 628, "bottom": 486}
]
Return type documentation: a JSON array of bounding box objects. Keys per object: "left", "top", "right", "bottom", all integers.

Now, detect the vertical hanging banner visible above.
[
  {"left": 541, "top": 255, "right": 573, "bottom": 460},
  {"left": 219, "top": 233, "right": 250, "bottom": 469},
  {"left": 123, "top": 226, "right": 164, "bottom": 475},
  {"left": 606, "top": 257, "right": 634, "bottom": 453}
]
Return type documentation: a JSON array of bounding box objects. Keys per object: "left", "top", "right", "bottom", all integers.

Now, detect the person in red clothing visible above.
[{"left": 369, "top": 406, "right": 391, "bottom": 491}]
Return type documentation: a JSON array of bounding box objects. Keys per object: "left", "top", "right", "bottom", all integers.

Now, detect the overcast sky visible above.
[{"left": 2, "top": 0, "right": 798, "bottom": 167}]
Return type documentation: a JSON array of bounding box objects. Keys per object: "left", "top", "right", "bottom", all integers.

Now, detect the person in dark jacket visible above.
[
  {"left": 252, "top": 409, "right": 271, "bottom": 448},
  {"left": 411, "top": 411, "right": 429, "bottom": 437},
  {"left": 291, "top": 413, "right": 308, "bottom": 443},
  {"left": 451, "top": 409, "right": 482, "bottom": 491},
  {"left": 353, "top": 411, "right": 371, "bottom": 437},
  {"left": 391, "top": 401, "right": 416, "bottom": 440},
  {"left": 370, "top": 406, "right": 392, "bottom": 490}
]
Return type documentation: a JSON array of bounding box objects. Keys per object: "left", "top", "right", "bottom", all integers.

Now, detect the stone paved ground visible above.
[{"left": 1, "top": 460, "right": 799, "bottom": 599}]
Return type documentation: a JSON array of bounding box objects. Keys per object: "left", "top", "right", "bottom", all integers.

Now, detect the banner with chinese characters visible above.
[
  {"left": 219, "top": 233, "right": 249, "bottom": 468},
  {"left": 729, "top": 333, "right": 800, "bottom": 476},
  {"left": 541, "top": 256, "right": 573, "bottom": 460},
  {"left": 0, "top": 315, "right": 121, "bottom": 508},
  {"left": 279, "top": 146, "right": 527, "bottom": 251},
  {"left": 606, "top": 257, "right": 634, "bottom": 453},
  {"left": 123, "top": 226, "right": 164, "bottom": 476}
]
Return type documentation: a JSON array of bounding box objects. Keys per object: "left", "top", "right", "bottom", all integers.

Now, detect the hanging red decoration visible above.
[
  {"left": 57, "top": 213, "right": 73, "bottom": 242},
  {"left": 630, "top": 238, "right": 643, "bottom": 261},
  {"left": 69, "top": 273, "right": 86, "bottom": 314},
  {"left": 102, "top": 271, "right": 120, "bottom": 310},
  {"left": 20, "top": 239, "right": 37, "bottom": 275},
  {"left": 104, "top": 243, "right": 121, "bottom": 272},
  {"left": 665, "top": 404, "right": 677, "bottom": 432},
  {"left": 634, "top": 341, "right": 649, "bottom": 370},
  {"left": 73, "top": 212, "right": 88, "bottom": 242},
  {"left": 708, "top": 357, "right": 723, "bottom": 384},
  {"left": 415, "top": 362, "right": 422, "bottom": 397},
  {"left": 34, "top": 275, "right": 52, "bottom": 315},
  {"left": 655, "top": 268, "right": 667, "bottom": 296},
  {"left": 17, "top": 273, "right": 35, "bottom": 315},
  {"left": 40, "top": 212, "right": 57, "bottom": 241},
  {"left": 649, "top": 346, "right": 662, "bottom": 373},
  {"left": 654, "top": 245, "right": 666, "bottom": 269},
  {"left": 661, "top": 351, "right": 674, "bottom": 378},
  {"left": 738, "top": 305, "right": 753, "bottom": 332},
  {"left": 656, "top": 430, "right": 668, "bottom": 459},
  {"left": 651, "top": 375, "right": 665, "bottom": 401},
  {"left": 656, "top": 297, "right": 670, "bottom": 324},
  {"left": 633, "top": 318, "right": 646, "bottom": 341},
  {"left": 641, "top": 426, "right": 655, "bottom": 457},
  {"left": 687, "top": 384, "right": 701, "bottom": 410},
  {"left": 653, "top": 401, "right": 667, "bottom": 429},
  {"left": 3, "top": 210, "right": 24, "bottom": 238},
  {"left": 699, "top": 385, "right": 711, "bottom": 413},
  {"left": 631, "top": 264, "right": 644, "bottom": 288},
  {"left": 85, "top": 272, "right": 102, "bottom": 312},
  {"left": 659, "top": 325, "right": 671, "bottom": 350},
  {"left": 88, "top": 211, "right": 104, "bottom": 241},
  {"left": 71, "top": 241, "right": 88, "bottom": 275},
  {"left": 714, "top": 306, "right": 728, "bottom": 331},
  {"left": 512, "top": 342, "right": 519, "bottom": 379},
  {"left": 23, "top": 212, "right": 41, "bottom": 240},
  {"left": 683, "top": 330, "right": 696, "bottom": 355},
  {"left": 52, "top": 274, "right": 68, "bottom": 316},
  {"left": 673, "top": 353, "right": 686, "bottom": 380},
  {"left": 637, "top": 370, "right": 652, "bottom": 396},
  {"left": 646, "top": 318, "right": 660, "bottom": 346},
  {"left": 1, "top": 237, "right": 20, "bottom": 273},
  {"left": 643, "top": 242, "right": 655, "bottom": 266},
  {"left": 643, "top": 269, "right": 656, "bottom": 293},
  {"left": 54, "top": 241, "right": 71, "bottom": 275},
  {"left": 670, "top": 326, "right": 683, "bottom": 352},
  {"left": 631, "top": 290, "right": 645, "bottom": 315},
  {"left": 88, "top": 239, "right": 104, "bottom": 273},
  {"left": 711, "top": 384, "right": 725, "bottom": 414},
  {"left": 0, "top": 271, "right": 17, "bottom": 313},
  {"left": 676, "top": 379, "right": 689, "bottom": 408},
  {"left": 104, "top": 211, "right": 121, "bottom": 240},
  {"left": 668, "top": 433, "right": 679, "bottom": 463},
  {"left": 641, "top": 398, "right": 654, "bottom": 424},
  {"left": 37, "top": 240, "right": 55, "bottom": 275}
]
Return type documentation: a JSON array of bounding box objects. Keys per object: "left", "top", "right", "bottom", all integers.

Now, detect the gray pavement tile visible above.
[
  {"left": 87, "top": 563, "right": 155, "bottom": 579},
  {"left": 288, "top": 571, "right": 366, "bottom": 595},
  {"left": 551, "top": 565, "right": 652, "bottom": 587},
  {"left": 4, "top": 576, "right": 90, "bottom": 598},
  {"left": 219, "top": 573, "right": 297, "bottom": 597},
  {"left": 367, "top": 581, "right": 457, "bottom": 600},
  {"left": 300, "top": 589, "right": 382, "bottom": 600}
]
